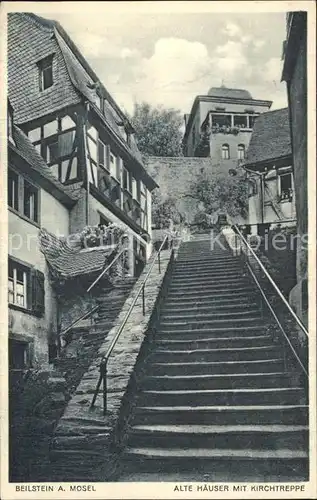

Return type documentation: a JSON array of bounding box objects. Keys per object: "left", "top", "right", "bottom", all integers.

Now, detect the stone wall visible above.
[
  {"left": 144, "top": 156, "right": 215, "bottom": 224},
  {"left": 9, "top": 369, "right": 68, "bottom": 481},
  {"left": 50, "top": 248, "right": 174, "bottom": 481}
]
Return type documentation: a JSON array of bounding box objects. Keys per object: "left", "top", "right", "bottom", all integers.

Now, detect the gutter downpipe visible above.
[{"left": 83, "top": 101, "right": 90, "bottom": 226}]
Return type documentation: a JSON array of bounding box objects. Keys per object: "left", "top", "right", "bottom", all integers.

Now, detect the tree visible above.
[
  {"left": 130, "top": 102, "right": 183, "bottom": 157},
  {"left": 185, "top": 167, "right": 248, "bottom": 220},
  {"left": 152, "top": 191, "right": 184, "bottom": 229}
]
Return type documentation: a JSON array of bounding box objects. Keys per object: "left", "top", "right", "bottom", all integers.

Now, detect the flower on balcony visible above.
[
  {"left": 80, "top": 223, "right": 126, "bottom": 249},
  {"left": 211, "top": 125, "right": 241, "bottom": 135}
]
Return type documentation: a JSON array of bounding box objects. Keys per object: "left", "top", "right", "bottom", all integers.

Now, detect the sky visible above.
[{"left": 32, "top": 6, "right": 288, "bottom": 116}]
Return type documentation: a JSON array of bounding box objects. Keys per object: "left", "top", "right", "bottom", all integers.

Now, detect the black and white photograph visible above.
[{"left": 1, "top": 1, "right": 316, "bottom": 498}]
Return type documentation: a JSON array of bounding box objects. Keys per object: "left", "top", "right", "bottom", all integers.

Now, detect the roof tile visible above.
[
  {"left": 244, "top": 108, "right": 292, "bottom": 166},
  {"left": 39, "top": 229, "right": 115, "bottom": 279}
]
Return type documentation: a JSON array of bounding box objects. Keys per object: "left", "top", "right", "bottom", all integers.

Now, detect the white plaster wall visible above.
[{"left": 8, "top": 190, "right": 70, "bottom": 367}]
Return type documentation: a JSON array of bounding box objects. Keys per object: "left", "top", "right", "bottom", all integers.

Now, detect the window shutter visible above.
[
  {"left": 105, "top": 145, "right": 111, "bottom": 170},
  {"left": 31, "top": 269, "right": 45, "bottom": 317}
]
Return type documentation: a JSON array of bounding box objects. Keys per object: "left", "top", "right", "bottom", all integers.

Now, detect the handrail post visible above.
[
  {"left": 142, "top": 284, "right": 145, "bottom": 315},
  {"left": 158, "top": 250, "right": 161, "bottom": 273},
  {"left": 100, "top": 358, "right": 107, "bottom": 416}
]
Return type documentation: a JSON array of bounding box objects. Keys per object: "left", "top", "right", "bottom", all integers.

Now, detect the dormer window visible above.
[{"left": 38, "top": 56, "right": 54, "bottom": 91}]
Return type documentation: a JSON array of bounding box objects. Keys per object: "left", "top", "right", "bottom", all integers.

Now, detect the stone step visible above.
[
  {"left": 137, "top": 387, "right": 307, "bottom": 407},
  {"left": 168, "top": 286, "right": 255, "bottom": 298},
  {"left": 154, "top": 335, "right": 273, "bottom": 351},
  {"left": 149, "top": 345, "right": 286, "bottom": 363},
  {"left": 127, "top": 424, "right": 308, "bottom": 451},
  {"left": 174, "top": 262, "right": 243, "bottom": 272},
  {"left": 120, "top": 452, "right": 308, "bottom": 480},
  {"left": 165, "top": 294, "right": 256, "bottom": 306},
  {"left": 140, "top": 372, "right": 294, "bottom": 391},
  {"left": 123, "top": 446, "right": 308, "bottom": 461},
  {"left": 172, "top": 271, "right": 247, "bottom": 280},
  {"left": 159, "top": 317, "right": 264, "bottom": 331},
  {"left": 175, "top": 252, "right": 241, "bottom": 265},
  {"left": 132, "top": 405, "right": 308, "bottom": 426},
  {"left": 157, "top": 325, "right": 266, "bottom": 339},
  {"left": 168, "top": 279, "right": 250, "bottom": 290},
  {"left": 148, "top": 358, "right": 286, "bottom": 376},
  {"left": 160, "top": 309, "right": 261, "bottom": 321}
]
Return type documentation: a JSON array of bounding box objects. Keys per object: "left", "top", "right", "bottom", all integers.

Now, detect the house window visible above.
[
  {"left": 249, "top": 115, "right": 258, "bottom": 129},
  {"left": 8, "top": 170, "right": 19, "bottom": 211},
  {"left": 136, "top": 179, "right": 141, "bottom": 202},
  {"left": 38, "top": 56, "right": 54, "bottom": 91},
  {"left": 233, "top": 115, "right": 248, "bottom": 129},
  {"left": 128, "top": 173, "right": 133, "bottom": 194},
  {"left": 8, "top": 260, "right": 29, "bottom": 308},
  {"left": 28, "top": 127, "right": 41, "bottom": 143},
  {"left": 212, "top": 114, "right": 231, "bottom": 128},
  {"left": 222, "top": 144, "right": 230, "bottom": 160},
  {"left": 9, "top": 339, "right": 30, "bottom": 369},
  {"left": 115, "top": 157, "right": 121, "bottom": 181},
  {"left": 47, "top": 141, "right": 59, "bottom": 163},
  {"left": 237, "top": 144, "right": 245, "bottom": 160},
  {"left": 8, "top": 259, "right": 45, "bottom": 316},
  {"left": 279, "top": 172, "right": 293, "bottom": 201},
  {"left": 88, "top": 136, "right": 98, "bottom": 163},
  {"left": 109, "top": 152, "right": 116, "bottom": 178},
  {"left": 123, "top": 167, "right": 130, "bottom": 191},
  {"left": 43, "top": 120, "right": 58, "bottom": 138},
  {"left": 61, "top": 115, "right": 76, "bottom": 131},
  {"left": 132, "top": 178, "right": 137, "bottom": 200},
  {"left": 23, "top": 180, "right": 38, "bottom": 222},
  {"left": 8, "top": 169, "right": 39, "bottom": 222},
  {"left": 88, "top": 162, "right": 98, "bottom": 187},
  {"left": 98, "top": 140, "right": 105, "bottom": 168}
]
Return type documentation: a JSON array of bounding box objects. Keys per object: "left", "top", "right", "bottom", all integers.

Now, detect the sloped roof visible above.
[
  {"left": 39, "top": 229, "right": 115, "bottom": 280},
  {"left": 10, "top": 125, "right": 76, "bottom": 205},
  {"left": 207, "top": 87, "right": 253, "bottom": 100},
  {"left": 244, "top": 108, "right": 292, "bottom": 166},
  {"left": 24, "top": 14, "right": 134, "bottom": 139},
  {"left": 9, "top": 13, "right": 156, "bottom": 189}
]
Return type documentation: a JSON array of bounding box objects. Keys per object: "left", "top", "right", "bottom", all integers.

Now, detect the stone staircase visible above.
[
  {"left": 118, "top": 236, "right": 308, "bottom": 481},
  {"left": 55, "top": 278, "right": 136, "bottom": 395}
]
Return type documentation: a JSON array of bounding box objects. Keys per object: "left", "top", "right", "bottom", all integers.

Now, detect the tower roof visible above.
[{"left": 207, "top": 87, "right": 253, "bottom": 100}]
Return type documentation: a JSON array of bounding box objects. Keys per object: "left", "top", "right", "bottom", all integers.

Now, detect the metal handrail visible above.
[
  {"left": 246, "top": 262, "right": 308, "bottom": 377},
  {"left": 59, "top": 247, "right": 128, "bottom": 350},
  {"left": 60, "top": 304, "right": 100, "bottom": 341},
  {"left": 232, "top": 224, "right": 308, "bottom": 337},
  {"left": 87, "top": 247, "right": 127, "bottom": 293},
  {"left": 90, "top": 234, "right": 169, "bottom": 414}
]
